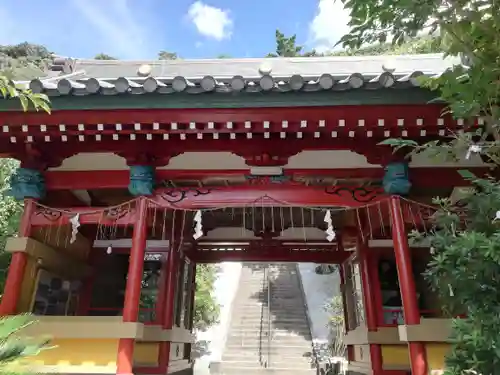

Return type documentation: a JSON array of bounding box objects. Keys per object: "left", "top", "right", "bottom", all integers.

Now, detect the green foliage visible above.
[
  {"left": 193, "top": 265, "right": 219, "bottom": 331},
  {"left": 331, "top": 36, "right": 443, "bottom": 56},
  {"left": 0, "top": 42, "right": 52, "bottom": 81},
  {"left": 94, "top": 53, "right": 117, "bottom": 60},
  {"left": 340, "top": 0, "right": 500, "bottom": 372},
  {"left": 0, "top": 314, "right": 52, "bottom": 373},
  {"left": 338, "top": 0, "right": 500, "bottom": 130},
  {"left": 418, "top": 175, "right": 500, "bottom": 374},
  {"left": 0, "top": 77, "right": 50, "bottom": 113},
  {"left": 267, "top": 30, "right": 305, "bottom": 57},
  {"left": 0, "top": 60, "right": 51, "bottom": 296},
  {"left": 324, "top": 295, "right": 346, "bottom": 357},
  {"left": 0, "top": 159, "right": 21, "bottom": 293},
  {"left": 158, "top": 51, "right": 178, "bottom": 60}
]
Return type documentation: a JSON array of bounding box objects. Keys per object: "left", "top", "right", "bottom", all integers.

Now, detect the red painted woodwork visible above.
[
  {"left": 43, "top": 167, "right": 490, "bottom": 191},
  {"left": 186, "top": 248, "right": 349, "bottom": 263},
  {"left": 389, "top": 196, "right": 428, "bottom": 375},
  {"left": 338, "top": 263, "right": 350, "bottom": 335},
  {"left": 359, "top": 245, "right": 383, "bottom": 375},
  {"left": 389, "top": 197, "right": 421, "bottom": 324},
  {"left": 152, "top": 184, "right": 384, "bottom": 208},
  {"left": 0, "top": 138, "right": 422, "bottom": 169},
  {"left": 158, "top": 237, "right": 181, "bottom": 373},
  {"left": 117, "top": 198, "right": 148, "bottom": 375},
  {"left": 0, "top": 199, "right": 36, "bottom": 315},
  {"left": 369, "top": 345, "right": 383, "bottom": 375},
  {"left": 360, "top": 250, "right": 377, "bottom": 330},
  {"left": 188, "top": 263, "right": 196, "bottom": 329},
  {"left": 116, "top": 340, "right": 135, "bottom": 375},
  {"left": 30, "top": 185, "right": 385, "bottom": 227},
  {"left": 31, "top": 205, "right": 138, "bottom": 226},
  {"left": 154, "top": 255, "right": 168, "bottom": 325},
  {"left": 0, "top": 105, "right": 452, "bottom": 131},
  {"left": 122, "top": 198, "right": 148, "bottom": 321}
]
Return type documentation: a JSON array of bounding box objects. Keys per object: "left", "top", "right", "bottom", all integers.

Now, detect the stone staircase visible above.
[{"left": 213, "top": 263, "right": 316, "bottom": 375}]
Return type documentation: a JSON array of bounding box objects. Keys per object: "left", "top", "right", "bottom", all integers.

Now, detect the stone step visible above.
[
  {"left": 224, "top": 345, "right": 313, "bottom": 355},
  {"left": 228, "top": 325, "right": 310, "bottom": 332},
  {"left": 222, "top": 353, "right": 313, "bottom": 362},
  {"left": 230, "top": 321, "right": 309, "bottom": 328},
  {"left": 230, "top": 311, "right": 307, "bottom": 316},
  {"left": 211, "top": 365, "right": 316, "bottom": 375},
  {"left": 225, "top": 337, "right": 313, "bottom": 346},
  {"left": 226, "top": 330, "right": 312, "bottom": 338},
  {"left": 218, "top": 360, "right": 313, "bottom": 370},
  {"left": 230, "top": 317, "right": 309, "bottom": 327}
]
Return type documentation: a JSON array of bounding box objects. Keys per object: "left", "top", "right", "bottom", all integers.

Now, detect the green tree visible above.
[
  {"left": 267, "top": 30, "right": 304, "bottom": 57},
  {"left": 340, "top": 0, "right": 500, "bottom": 373},
  {"left": 0, "top": 59, "right": 50, "bottom": 294},
  {"left": 193, "top": 265, "right": 219, "bottom": 330},
  {"left": 158, "top": 51, "right": 178, "bottom": 60},
  {"left": 0, "top": 42, "right": 52, "bottom": 81},
  {"left": 331, "top": 37, "right": 443, "bottom": 56},
  {"left": 94, "top": 53, "right": 117, "bottom": 60},
  {"left": 0, "top": 159, "right": 21, "bottom": 292}
]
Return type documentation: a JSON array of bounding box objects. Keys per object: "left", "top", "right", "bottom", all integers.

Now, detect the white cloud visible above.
[
  {"left": 71, "top": 0, "right": 150, "bottom": 59},
  {"left": 187, "top": 1, "right": 233, "bottom": 41},
  {"left": 309, "top": 0, "right": 351, "bottom": 53}
]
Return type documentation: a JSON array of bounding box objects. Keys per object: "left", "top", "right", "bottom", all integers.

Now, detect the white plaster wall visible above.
[
  {"left": 194, "top": 262, "right": 242, "bottom": 375},
  {"left": 298, "top": 263, "right": 341, "bottom": 345}
]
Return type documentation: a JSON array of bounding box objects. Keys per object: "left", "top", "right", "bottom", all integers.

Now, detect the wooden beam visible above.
[
  {"left": 43, "top": 167, "right": 490, "bottom": 191},
  {"left": 151, "top": 184, "right": 384, "bottom": 208},
  {"left": 186, "top": 249, "right": 349, "bottom": 263},
  {"left": 30, "top": 184, "right": 382, "bottom": 226},
  {"left": 0, "top": 105, "right": 450, "bottom": 129}
]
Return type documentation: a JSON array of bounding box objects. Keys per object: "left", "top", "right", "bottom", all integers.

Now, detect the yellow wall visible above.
[
  {"left": 382, "top": 343, "right": 451, "bottom": 371},
  {"left": 427, "top": 343, "right": 451, "bottom": 372},
  {"left": 29, "top": 338, "right": 118, "bottom": 367},
  {"left": 134, "top": 342, "right": 159, "bottom": 366},
  {"left": 381, "top": 345, "right": 410, "bottom": 367}
]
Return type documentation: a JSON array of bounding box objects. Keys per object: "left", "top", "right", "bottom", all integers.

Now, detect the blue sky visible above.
[{"left": 0, "top": 0, "right": 350, "bottom": 59}]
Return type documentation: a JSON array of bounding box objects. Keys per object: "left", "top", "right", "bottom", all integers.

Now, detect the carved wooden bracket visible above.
[
  {"left": 354, "top": 145, "right": 407, "bottom": 166},
  {"left": 118, "top": 152, "right": 178, "bottom": 167},
  {"left": 18, "top": 145, "right": 68, "bottom": 170},
  {"left": 237, "top": 150, "right": 300, "bottom": 167}
]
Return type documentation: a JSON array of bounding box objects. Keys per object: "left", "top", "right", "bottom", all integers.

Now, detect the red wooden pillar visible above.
[
  {"left": 338, "top": 263, "right": 354, "bottom": 362},
  {"left": 359, "top": 247, "right": 383, "bottom": 375},
  {"left": 116, "top": 198, "right": 148, "bottom": 375},
  {"left": 157, "top": 238, "right": 181, "bottom": 372},
  {"left": 187, "top": 262, "right": 197, "bottom": 330},
  {"left": 389, "top": 196, "right": 428, "bottom": 375},
  {"left": 0, "top": 199, "right": 36, "bottom": 315}
]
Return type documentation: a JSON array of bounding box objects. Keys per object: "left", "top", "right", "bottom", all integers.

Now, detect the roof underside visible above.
[{"left": 24, "top": 54, "right": 461, "bottom": 97}]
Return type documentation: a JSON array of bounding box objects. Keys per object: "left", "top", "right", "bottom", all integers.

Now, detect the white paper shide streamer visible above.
[
  {"left": 466, "top": 144, "right": 482, "bottom": 159},
  {"left": 69, "top": 213, "right": 80, "bottom": 244},
  {"left": 193, "top": 210, "right": 203, "bottom": 240},
  {"left": 324, "top": 210, "right": 336, "bottom": 242}
]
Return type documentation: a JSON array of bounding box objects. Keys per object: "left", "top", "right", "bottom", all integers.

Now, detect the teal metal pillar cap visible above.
[
  {"left": 128, "top": 165, "right": 155, "bottom": 196},
  {"left": 8, "top": 167, "right": 46, "bottom": 200},
  {"left": 383, "top": 162, "right": 411, "bottom": 196}
]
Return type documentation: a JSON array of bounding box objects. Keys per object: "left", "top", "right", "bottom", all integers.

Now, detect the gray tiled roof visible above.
[{"left": 26, "top": 54, "right": 461, "bottom": 96}]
